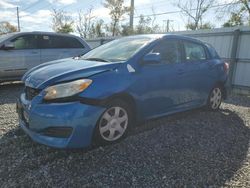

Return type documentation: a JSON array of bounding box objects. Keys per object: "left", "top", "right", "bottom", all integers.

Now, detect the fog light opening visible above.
[{"left": 41, "top": 127, "right": 73, "bottom": 138}]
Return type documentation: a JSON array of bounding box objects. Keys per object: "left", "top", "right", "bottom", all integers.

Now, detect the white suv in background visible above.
[{"left": 0, "top": 31, "right": 91, "bottom": 82}]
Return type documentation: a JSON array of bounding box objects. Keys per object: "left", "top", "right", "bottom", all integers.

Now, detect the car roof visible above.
[
  {"left": 9, "top": 31, "right": 79, "bottom": 38},
  {"left": 124, "top": 34, "right": 204, "bottom": 44}
]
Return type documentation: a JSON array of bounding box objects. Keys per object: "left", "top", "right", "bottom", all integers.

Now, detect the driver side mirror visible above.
[
  {"left": 142, "top": 53, "right": 161, "bottom": 64},
  {"left": 2, "top": 42, "right": 14, "bottom": 50}
]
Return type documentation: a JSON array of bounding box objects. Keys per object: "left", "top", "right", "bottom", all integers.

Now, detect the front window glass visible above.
[
  {"left": 11, "top": 35, "right": 37, "bottom": 50},
  {"left": 150, "top": 40, "right": 181, "bottom": 64},
  {"left": 81, "top": 37, "right": 152, "bottom": 62}
]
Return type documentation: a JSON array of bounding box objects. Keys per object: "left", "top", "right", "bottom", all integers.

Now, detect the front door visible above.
[
  {"left": 0, "top": 34, "right": 40, "bottom": 80},
  {"left": 135, "top": 39, "right": 185, "bottom": 119}
]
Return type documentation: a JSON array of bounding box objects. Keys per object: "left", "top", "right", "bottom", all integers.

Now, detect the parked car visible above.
[
  {"left": 17, "top": 34, "right": 229, "bottom": 148},
  {"left": 0, "top": 31, "right": 91, "bottom": 82}
]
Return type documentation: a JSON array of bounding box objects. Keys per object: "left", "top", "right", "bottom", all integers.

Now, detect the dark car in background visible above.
[{"left": 0, "top": 31, "right": 91, "bottom": 82}]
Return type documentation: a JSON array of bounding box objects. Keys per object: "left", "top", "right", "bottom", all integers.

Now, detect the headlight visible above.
[{"left": 44, "top": 79, "right": 92, "bottom": 100}]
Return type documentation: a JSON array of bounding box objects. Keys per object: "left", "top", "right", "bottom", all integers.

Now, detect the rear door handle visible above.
[{"left": 31, "top": 51, "right": 39, "bottom": 54}]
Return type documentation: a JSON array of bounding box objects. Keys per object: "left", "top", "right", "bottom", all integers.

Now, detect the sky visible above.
[{"left": 0, "top": 0, "right": 233, "bottom": 35}]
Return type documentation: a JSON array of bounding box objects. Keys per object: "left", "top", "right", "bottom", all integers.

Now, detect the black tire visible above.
[
  {"left": 93, "top": 99, "right": 132, "bottom": 146},
  {"left": 206, "top": 86, "right": 223, "bottom": 111}
]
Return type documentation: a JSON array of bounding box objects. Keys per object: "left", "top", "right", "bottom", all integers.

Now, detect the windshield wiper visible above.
[{"left": 84, "top": 57, "right": 111, "bottom": 63}]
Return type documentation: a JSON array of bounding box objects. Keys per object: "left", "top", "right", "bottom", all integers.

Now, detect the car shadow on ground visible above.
[
  {"left": 224, "top": 94, "right": 250, "bottom": 108},
  {"left": 0, "top": 82, "right": 23, "bottom": 104},
  {"left": 0, "top": 106, "right": 249, "bottom": 187}
]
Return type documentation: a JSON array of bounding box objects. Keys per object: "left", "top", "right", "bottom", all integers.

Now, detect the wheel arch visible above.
[
  {"left": 214, "top": 81, "right": 227, "bottom": 100},
  {"left": 104, "top": 92, "right": 137, "bottom": 122}
]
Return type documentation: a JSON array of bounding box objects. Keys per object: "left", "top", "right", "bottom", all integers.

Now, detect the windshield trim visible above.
[{"left": 0, "top": 33, "right": 16, "bottom": 43}]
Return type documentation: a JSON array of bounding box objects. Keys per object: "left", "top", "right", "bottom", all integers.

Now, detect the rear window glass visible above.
[
  {"left": 206, "top": 43, "right": 220, "bottom": 59},
  {"left": 184, "top": 41, "right": 206, "bottom": 61},
  {"left": 39, "top": 35, "right": 84, "bottom": 49}
]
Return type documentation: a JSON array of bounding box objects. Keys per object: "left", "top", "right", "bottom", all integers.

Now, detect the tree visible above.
[
  {"left": 221, "top": 0, "right": 250, "bottom": 26},
  {"left": 76, "top": 8, "right": 95, "bottom": 38},
  {"left": 200, "top": 22, "right": 214, "bottom": 29},
  {"left": 121, "top": 14, "right": 162, "bottom": 36},
  {"left": 186, "top": 22, "right": 214, "bottom": 30},
  {"left": 136, "top": 15, "right": 153, "bottom": 34},
  {"left": 87, "top": 19, "right": 106, "bottom": 38},
  {"left": 121, "top": 24, "right": 134, "bottom": 36},
  {"left": 223, "top": 12, "right": 244, "bottom": 27},
  {"left": 92, "top": 19, "right": 105, "bottom": 38},
  {"left": 176, "top": 0, "right": 216, "bottom": 30},
  {"left": 0, "top": 21, "right": 17, "bottom": 35},
  {"left": 104, "top": 0, "right": 130, "bottom": 36},
  {"left": 52, "top": 9, "right": 74, "bottom": 33}
]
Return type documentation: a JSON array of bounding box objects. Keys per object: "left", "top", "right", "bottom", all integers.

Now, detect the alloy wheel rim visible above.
[
  {"left": 210, "top": 88, "right": 222, "bottom": 109},
  {"left": 99, "top": 106, "right": 128, "bottom": 141}
]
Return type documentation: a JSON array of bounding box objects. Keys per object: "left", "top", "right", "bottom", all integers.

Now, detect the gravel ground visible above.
[{"left": 0, "top": 83, "right": 249, "bottom": 187}]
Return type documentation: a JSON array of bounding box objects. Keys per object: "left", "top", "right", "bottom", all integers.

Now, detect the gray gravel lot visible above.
[{"left": 0, "top": 83, "right": 250, "bottom": 187}]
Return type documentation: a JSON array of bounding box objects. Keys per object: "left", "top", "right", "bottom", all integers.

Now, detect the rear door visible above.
[
  {"left": 39, "top": 35, "right": 87, "bottom": 63},
  {"left": 0, "top": 34, "right": 40, "bottom": 80},
  {"left": 180, "top": 40, "right": 213, "bottom": 104}
]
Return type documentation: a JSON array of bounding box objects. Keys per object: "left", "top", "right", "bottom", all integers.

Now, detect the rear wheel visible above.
[
  {"left": 207, "top": 87, "right": 222, "bottom": 110},
  {"left": 94, "top": 99, "right": 131, "bottom": 145}
]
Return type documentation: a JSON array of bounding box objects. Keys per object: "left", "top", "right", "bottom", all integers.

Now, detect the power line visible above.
[
  {"left": 22, "top": 0, "right": 44, "bottom": 11},
  {"left": 60, "top": 0, "right": 98, "bottom": 11},
  {"left": 135, "top": 1, "right": 170, "bottom": 10},
  {"left": 20, "top": 3, "right": 53, "bottom": 18},
  {"left": 135, "top": 0, "right": 168, "bottom": 8},
  {"left": 133, "top": 2, "right": 241, "bottom": 19}
]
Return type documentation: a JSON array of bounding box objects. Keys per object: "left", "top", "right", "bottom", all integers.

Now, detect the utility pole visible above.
[
  {"left": 129, "top": 0, "right": 134, "bottom": 30},
  {"left": 17, "top": 7, "right": 20, "bottom": 32},
  {"left": 163, "top": 19, "right": 173, "bottom": 32}
]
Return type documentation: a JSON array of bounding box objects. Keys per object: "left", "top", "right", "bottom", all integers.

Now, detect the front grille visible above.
[{"left": 25, "top": 87, "right": 41, "bottom": 100}]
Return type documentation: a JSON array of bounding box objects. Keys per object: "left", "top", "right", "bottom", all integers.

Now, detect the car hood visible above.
[{"left": 23, "top": 58, "right": 123, "bottom": 89}]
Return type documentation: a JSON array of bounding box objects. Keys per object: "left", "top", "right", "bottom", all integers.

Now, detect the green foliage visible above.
[
  {"left": 200, "top": 22, "right": 214, "bottom": 29},
  {"left": 222, "top": 0, "right": 250, "bottom": 27},
  {"left": 57, "top": 23, "right": 74, "bottom": 33},
  {"left": 223, "top": 12, "right": 243, "bottom": 27},
  {"left": 90, "top": 19, "right": 105, "bottom": 38},
  {"left": 121, "top": 15, "right": 162, "bottom": 36},
  {"left": 186, "top": 22, "right": 214, "bottom": 30},
  {"left": 121, "top": 24, "right": 134, "bottom": 36}
]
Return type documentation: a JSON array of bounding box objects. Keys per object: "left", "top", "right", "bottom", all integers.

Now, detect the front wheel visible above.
[
  {"left": 207, "top": 87, "right": 222, "bottom": 110},
  {"left": 94, "top": 99, "right": 131, "bottom": 145}
]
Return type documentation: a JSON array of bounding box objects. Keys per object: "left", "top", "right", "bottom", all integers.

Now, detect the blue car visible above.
[{"left": 17, "top": 34, "right": 229, "bottom": 148}]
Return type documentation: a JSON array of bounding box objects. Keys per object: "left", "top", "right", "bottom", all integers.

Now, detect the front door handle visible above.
[{"left": 177, "top": 69, "right": 185, "bottom": 75}]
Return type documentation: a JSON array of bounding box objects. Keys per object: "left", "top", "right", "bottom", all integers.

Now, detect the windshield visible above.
[
  {"left": 0, "top": 33, "right": 15, "bottom": 43},
  {"left": 81, "top": 37, "right": 153, "bottom": 62}
]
